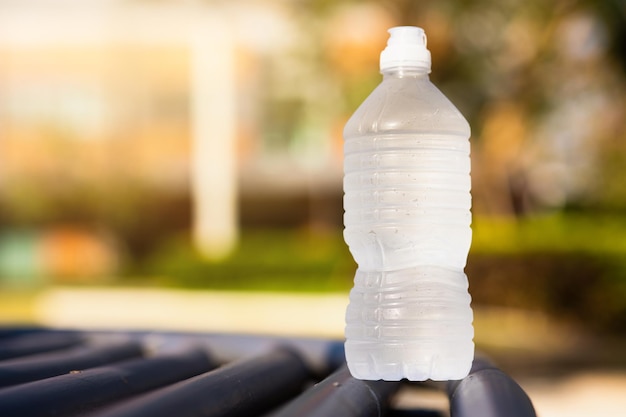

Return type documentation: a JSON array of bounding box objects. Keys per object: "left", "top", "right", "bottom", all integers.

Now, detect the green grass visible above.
[
  {"left": 123, "top": 213, "right": 626, "bottom": 331},
  {"left": 469, "top": 213, "right": 626, "bottom": 331},
  {"left": 4, "top": 212, "right": 625, "bottom": 331},
  {"left": 471, "top": 213, "right": 626, "bottom": 255},
  {"left": 138, "top": 229, "right": 357, "bottom": 292},
  {"left": 133, "top": 212, "right": 626, "bottom": 292},
  {"left": 0, "top": 290, "right": 40, "bottom": 325}
]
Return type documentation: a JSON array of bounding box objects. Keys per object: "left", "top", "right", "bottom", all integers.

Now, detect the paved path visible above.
[
  {"left": 522, "top": 372, "right": 626, "bottom": 417},
  {"left": 34, "top": 287, "right": 349, "bottom": 337}
]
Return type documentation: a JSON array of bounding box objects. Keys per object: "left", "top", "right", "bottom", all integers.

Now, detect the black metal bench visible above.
[{"left": 0, "top": 328, "right": 536, "bottom": 416}]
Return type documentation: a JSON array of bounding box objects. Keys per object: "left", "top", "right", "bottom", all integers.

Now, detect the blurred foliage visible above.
[
  {"left": 1, "top": 0, "right": 625, "bottom": 230},
  {"left": 469, "top": 214, "right": 626, "bottom": 332},
  {"left": 1, "top": 0, "right": 626, "bottom": 335}
]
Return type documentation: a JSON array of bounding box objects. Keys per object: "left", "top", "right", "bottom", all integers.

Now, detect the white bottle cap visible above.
[{"left": 380, "top": 26, "right": 431, "bottom": 72}]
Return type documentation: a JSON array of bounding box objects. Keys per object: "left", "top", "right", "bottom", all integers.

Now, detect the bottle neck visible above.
[{"left": 381, "top": 67, "right": 430, "bottom": 79}]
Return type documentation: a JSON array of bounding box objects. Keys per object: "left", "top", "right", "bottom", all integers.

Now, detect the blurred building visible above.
[{"left": 0, "top": 1, "right": 348, "bottom": 268}]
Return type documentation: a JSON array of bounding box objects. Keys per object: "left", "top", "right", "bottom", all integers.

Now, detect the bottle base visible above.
[{"left": 345, "top": 340, "right": 474, "bottom": 381}]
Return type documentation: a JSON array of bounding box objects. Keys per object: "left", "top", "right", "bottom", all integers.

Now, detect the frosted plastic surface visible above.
[{"left": 343, "top": 72, "right": 474, "bottom": 381}]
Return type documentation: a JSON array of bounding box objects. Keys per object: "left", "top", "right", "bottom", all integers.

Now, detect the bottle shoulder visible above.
[{"left": 344, "top": 77, "right": 470, "bottom": 138}]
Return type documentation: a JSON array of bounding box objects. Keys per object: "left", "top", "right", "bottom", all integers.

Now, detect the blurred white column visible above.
[
  {"left": 190, "top": 22, "right": 238, "bottom": 259},
  {"left": 0, "top": 4, "right": 240, "bottom": 259}
]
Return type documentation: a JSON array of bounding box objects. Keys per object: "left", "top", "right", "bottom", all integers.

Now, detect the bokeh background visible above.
[{"left": 1, "top": 0, "right": 625, "bottom": 415}]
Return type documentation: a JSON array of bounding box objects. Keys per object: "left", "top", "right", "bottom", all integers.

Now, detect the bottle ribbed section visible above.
[
  {"left": 343, "top": 132, "right": 474, "bottom": 381},
  {"left": 344, "top": 267, "right": 474, "bottom": 381}
]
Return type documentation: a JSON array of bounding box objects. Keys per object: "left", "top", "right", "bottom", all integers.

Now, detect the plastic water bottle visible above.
[{"left": 343, "top": 26, "right": 474, "bottom": 381}]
